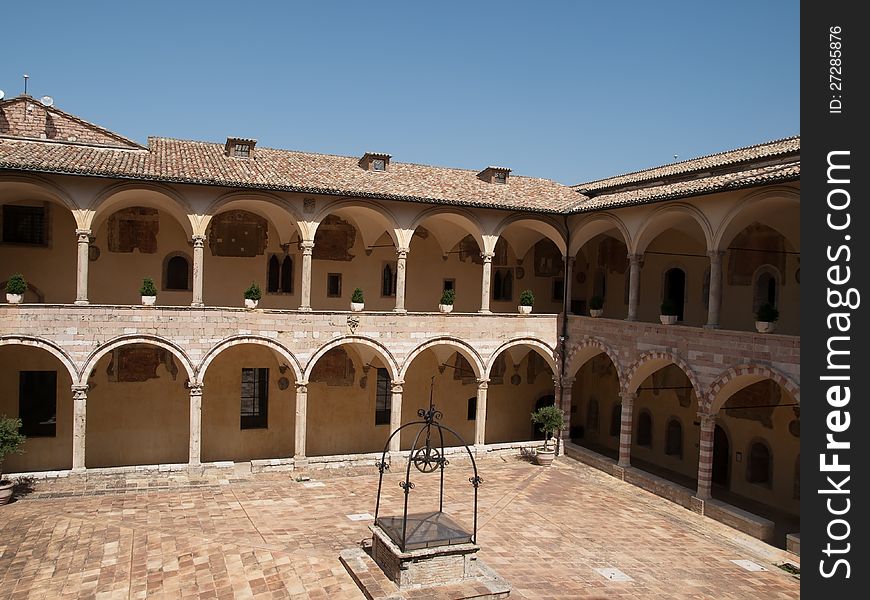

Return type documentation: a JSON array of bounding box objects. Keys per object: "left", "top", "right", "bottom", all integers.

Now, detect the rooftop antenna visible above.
[
  {"left": 23, "top": 74, "right": 29, "bottom": 96},
  {"left": 673, "top": 154, "right": 678, "bottom": 161}
]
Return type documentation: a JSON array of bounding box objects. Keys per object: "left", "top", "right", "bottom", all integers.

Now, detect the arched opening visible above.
[
  {"left": 495, "top": 218, "right": 567, "bottom": 314},
  {"left": 399, "top": 344, "right": 482, "bottom": 449},
  {"left": 752, "top": 266, "right": 780, "bottom": 312},
  {"left": 85, "top": 342, "right": 189, "bottom": 467},
  {"left": 636, "top": 410, "right": 653, "bottom": 448},
  {"left": 201, "top": 343, "right": 296, "bottom": 462},
  {"left": 0, "top": 183, "right": 78, "bottom": 303},
  {"left": 484, "top": 346, "right": 556, "bottom": 444},
  {"left": 663, "top": 268, "right": 686, "bottom": 321},
  {"left": 0, "top": 344, "right": 74, "bottom": 473},
  {"left": 532, "top": 394, "right": 556, "bottom": 440},
  {"left": 568, "top": 352, "right": 620, "bottom": 459},
  {"left": 630, "top": 363, "right": 701, "bottom": 489},
  {"left": 572, "top": 235, "right": 627, "bottom": 317},
  {"left": 665, "top": 418, "right": 683, "bottom": 458},
  {"left": 712, "top": 425, "right": 730, "bottom": 486},
  {"left": 747, "top": 440, "right": 772, "bottom": 485},
  {"left": 306, "top": 343, "right": 396, "bottom": 456},
  {"left": 164, "top": 254, "right": 190, "bottom": 291}
]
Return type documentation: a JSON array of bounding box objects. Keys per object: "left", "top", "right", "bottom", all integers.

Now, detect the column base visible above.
[
  {"left": 703, "top": 323, "right": 720, "bottom": 330},
  {"left": 393, "top": 308, "right": 407, "bottom": 313},
  {"left": 74, "top": 300, "right": 90, "bottom": 306},
  {"left": 190, "top": 302, "right": 204, "bottom": 308},
  {"left": 624, "top": 317, "right": 637, "bottom": 322},
  {"left": 477, "top": 309, "right": 492, "bottom": 314},
  {"left": 294, "top": 456, "right": 309, "bottom": 469},
  {"left": 617, "top": 459, "right": 631, "bottom": 468},
  {"left": 298, "top": 307, "right": 313, "bottom": 312}
]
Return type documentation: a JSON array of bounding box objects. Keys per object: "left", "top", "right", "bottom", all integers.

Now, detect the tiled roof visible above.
[
  {"left": 569, "top": 160, "right": 800, "bottom": 213},
  {"left": 0, "top": 96, "right": 799, "bottom": 214},
  {"left": 0, "top": 135, "right": 581, "bottom": 213},
  {"left": 574, "top": 136, "right": 799, "bottom": 192}
]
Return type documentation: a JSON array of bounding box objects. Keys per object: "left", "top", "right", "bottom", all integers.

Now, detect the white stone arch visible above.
[
  {"left": 198, "top": 335, "right": 303, "bottom": 385},
  {"left": 408, "top": 206, "right": 486, "bottom": 255},
  {"left": 632, "top": 202, "right": 714, "bottom": 255},
  {"left": 563, "top": 336, "right": 625, "bottom": 386},
  {"left": 201, "top": 190, "right": 303, "bottom": 245},
  {"left": 0, "top": 172, "right": 81, "bottom": 221},
  {"left": 568, "top": 212, "right": 632, "bottom": 258},
  {"left": 493, "top": 213, "right": 568, "bottom": 259},
  {"left": 304, "top": 335, "right": 400, "bottom": 382},
  {"left": 623, "top": 351, "right": 702, "bottom": 402},
  {"left": 485, "top": 338, "right": 558, "bottom": 379},
  {"left": 311, "top": 199, "right": 401, "bottom": 249},
  {"left": 0, "top": 335, "right": 78, "bottom": 384},
  {"left": 714, "top": 186, "right": 800, "bottom": 252},
  {"left": 705, "top": 363, "right": 799, "bottom": 415},
  {"left": 399, "top": 337, "right": 485, "bottom": 381},
  {"left": 80, "top": 334, "right": 196, "bottom": 385},
  {"left": 88, "top": 181, "right": 195, "bottom": 238}
]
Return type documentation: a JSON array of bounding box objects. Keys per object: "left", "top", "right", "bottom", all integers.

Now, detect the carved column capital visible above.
[
  {"left": 192, "top": 234, "right": 206, "bottom": 248},
  {"left": 396, "top": 248, "right": 409, "bottom": 260},
  {"left": 75, "top": 229, "right": 92, "bottom": 244},
  {"left": 476, "top": 378, "right": 490, "bottom": 390},
  {"left": 390, "top": 382, "right": 404, "bottom": 394},
  {"left": 187, "top": 383, "right": 203, "bottom": 396},
  {"left": 562, "top": 255, "right": 576, "bottom": 266},
  {"left": 300, "top": 240, "right": 315, "bottom": 255},
  {"left": 71, "top": 384, "right": 89, "bottom": 400},
  {"left": 628, "top": 253, "right": 644, "bottom": 266},
  {"left": 480, "top": 251, "right": 495, "bottom": 263},
  {"left": 620, "top": 390, "right": 637, "bottom": 404},
  {"left": 706, "top": 250, "right": 724, "bottom": 262},
  {"left": 295, "top": 382, "right": 309, "bottom": 394},
  {"left": 698, "top": 413, "right": 716, "bottom": 428}
]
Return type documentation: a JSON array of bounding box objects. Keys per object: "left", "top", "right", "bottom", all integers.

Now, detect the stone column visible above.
[
  {"left": 394, "top": 249, "right": 408, "bottom": 313},
  {"left": 626, "top": 254, "right": 642, "bottom": 321},
  {"left": 562, "top": 256, "right": 575, "bottom": 314},
  {"left": 479, "top": 252, "right": 494, "bottom": 313},
  {"left": 71, "top": 385, "right": 88, "bottom": 471},
  {"left": 299, "top": 241, "right": 314, "bottom": 311},
  {"left": 191, "top": 234, "right": 205, "bottom": 307},
  {"left": 74, "top": 229, "right": 91, "bottom": 305},
  {"left": 295, "top": 382, "right": 308, "bottom": 459},
  {"left": 188, "top": 384, "right": 203, "bottom": 465},
  {"left": 389, "top": 381, "right": 404, "bottom": 452},
  {"left": 474, "top": 379, "right": 489, "bottom": 446},
  {"left": 695, "top": 414, "right": 717, "bottom": 499},
  {"left": 705, "top": 250, "right": 724, "bottom": 329},
  {"left": 558, "top": 377, "right": 575, "bottom": 443},
  {"left": 617, "top": 391, "right": 636, "bottom": 467}
]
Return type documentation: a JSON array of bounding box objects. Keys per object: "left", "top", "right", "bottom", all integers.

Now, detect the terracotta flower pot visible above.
[
  {"left": 0, "top": 480, "right": 14, "bottom": 505},
  {"left": 535, "top": 447, "right": 555, "bottom": 466}
]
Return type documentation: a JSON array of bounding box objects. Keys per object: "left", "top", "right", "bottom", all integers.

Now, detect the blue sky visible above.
[{"left": 1, "top": 1, "right": 799, "bottom": 184}]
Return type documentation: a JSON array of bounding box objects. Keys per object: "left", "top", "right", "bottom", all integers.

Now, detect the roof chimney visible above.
[
  {"left": 478, "top": 166, "right": 511, "bottom": 184},
  {"left": 359, "top": 152, "right": 391, "bottom": 172},
  {"left": 225, "top": 137, "right": 257, "bottom": 158}
]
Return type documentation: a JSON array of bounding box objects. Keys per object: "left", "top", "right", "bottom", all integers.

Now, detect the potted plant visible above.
[
  {"left": 659, "top": 299, "right": 678, "bottom": 324},
  {"left": 0, "top": 416, "right": 26, "bottom": 505},
  {"left": 5, "top": 273, "right": 27, "bottom": 304},
  {"left": 244, "top": 282, "right": 262, "bottom": 308},
  {"left": 755, "top": 302, "right": 779, "bottom": 333},
  {"left": 351, "top": 287, "right": 365, "bottom": 312},
  {"left": 439, "top": 288, "right": 455, "bottom": 313},
  {"left": 140, "top": 277, "right": 157, "bottom": 306},
  {"left": 588, "top": 295, "right": 604, "bottom": 317},
  {"left": 518, "top": 289, "right": 534, "bottom": 314},
  {"left": 530, "top": 405, "right": 565, "bottom": 466}
]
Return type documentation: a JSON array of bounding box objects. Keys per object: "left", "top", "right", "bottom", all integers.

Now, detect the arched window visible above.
[
  {"left": 609, "top": 402, "right": 622, "bottom": 437},
  {"left": 665, "top": 418, "right": 682, "bottom": 458},
  {"left": 586, "top": 398, "right": 599, "bottom": 432},
  {"left": 747, "top": 441, "right": 772, "bottom": 485},
  {"left": 382, "top": 263, "right": 396, "bottom": 297},
  {"left": 164, "top": 254, "right": 190, "bottom": 290},
  {"left": 493, "top": 268, "right": 513, "bottom": 301},
  {"left": 267, "top": 255, "right": 280, "bottom": 292},
  {"left": 467, "top": 397, "right": 477, "bottom": 421},
  {"left": 636, "top": 410, "right": 652, "bottom": 448},
  {"left": 752, "top": 266, "right": 780, "bottom": 312},
  {"left": 663, "top": 267, "right": 686, "bottom": 321},
  {"left": 281, "top": 256, "right": 293, "bottom": 293}
]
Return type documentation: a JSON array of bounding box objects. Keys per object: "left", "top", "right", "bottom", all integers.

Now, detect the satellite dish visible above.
[
  {"left": 0, "top": 89, "right": 5, "bottom": 100},
  {"left": 41, "top": 95, "right": 54, "bottom": 107}
]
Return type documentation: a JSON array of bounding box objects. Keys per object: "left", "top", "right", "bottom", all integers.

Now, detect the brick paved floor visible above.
[{"left": 0, "top": 455, "right": 800, "bottom": 599}]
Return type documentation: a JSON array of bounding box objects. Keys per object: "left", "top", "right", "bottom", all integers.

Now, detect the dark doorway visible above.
[
  {"left": 532, "top": 394, "right": 555, "bottom": 440},
  {"left": 712, "top": 424, "right": 730, "bottom": 486},
  {"left": 664, "top": 268, "right": 686, "bottom": 321}
]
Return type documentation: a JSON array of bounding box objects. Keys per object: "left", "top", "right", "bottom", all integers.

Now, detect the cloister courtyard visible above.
[{"left": 0, "top": 454, "right": 799, "bottom": 599}]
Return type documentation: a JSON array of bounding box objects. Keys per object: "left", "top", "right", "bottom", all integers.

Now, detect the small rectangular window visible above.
[
  {"left": 467, "top": 397, "right": 477, "bottom": 421},
  {"left": 2, "top": 205, "right": 47, "bottom": 245},
  {"left": 375, "top": 368, "right": 391, "bottom": 425},
  {"left": 327, "top": 273, "right": 342, "bottom": 297},
  {"left": 233, "top": 144, "right": 251, "bottom": 158},
  {"left": 240, "top": 368, "right": 268, "bottom": 429},
  {"left": 381, "top": 263, "right": 397, "bottom": 297},
  {"left": 19, "top": 371, "right": 57, "bottom": 437},
  {"left": 552, "top": 279, "right": 564, "bottom": 302},
  {"left": 494, "top": 171, "right": 507, "bottom": 184},
  {"left": 372, "top": 159, "right": 386, "bottom": 171},
  {"left": 492, "top": 268, "right": 513, "bottom": 301},
  {"left": 443, "top": 279, "right": 455, "bottom": 292}
]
